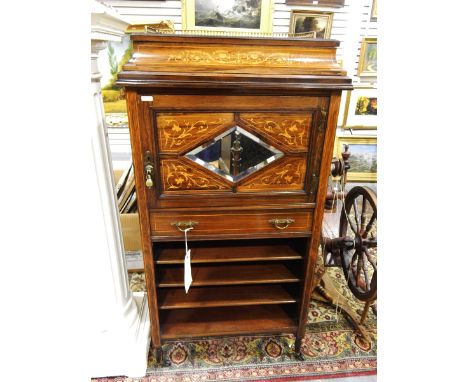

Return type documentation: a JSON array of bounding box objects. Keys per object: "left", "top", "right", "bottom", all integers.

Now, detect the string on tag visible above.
[{"left": 184, "top": 227, "right": 193, "bottom": 294}]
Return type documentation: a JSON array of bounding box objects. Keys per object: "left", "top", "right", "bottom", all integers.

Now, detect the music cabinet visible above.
[{"left": 117, "top": 33, "right": 352, "bottom": 360}]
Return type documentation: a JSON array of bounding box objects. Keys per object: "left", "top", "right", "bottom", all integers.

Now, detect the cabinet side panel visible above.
[
  {"left": 297, "top": 92, "right": 342, "bottom": 339},
  {"left": 126, "top": 90, "right": 162, "bottom": 346}
]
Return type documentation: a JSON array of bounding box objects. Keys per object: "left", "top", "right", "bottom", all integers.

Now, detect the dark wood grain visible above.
[
  {"left": 297, "top": 92, "right": 343, "bottom": 340},
  {"left": 159, "top": 305, "right": 297, "bottom": 339},
  {"left": 157, "top": 263, "right": 300, "bottom": 287},
  {"left": 125, "top": 90, "right": 162, "bottom": 347},
  {"left": 158, "top": 285, "right": 297, "bottom": 309}
]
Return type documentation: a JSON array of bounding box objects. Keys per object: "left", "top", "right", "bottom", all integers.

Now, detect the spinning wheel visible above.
[
  {"left": 339, "top": 186, "right": 377, "bottom": 302},
  {"left": 312, "top": 147, "right": 377, "bottom": 344}
]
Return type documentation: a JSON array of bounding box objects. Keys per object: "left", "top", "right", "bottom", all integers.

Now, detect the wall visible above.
[{"left": 102, "top": 0, "right": 377, "bottom": 164}]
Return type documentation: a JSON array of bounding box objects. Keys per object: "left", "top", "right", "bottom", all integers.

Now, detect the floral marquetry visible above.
[
  {"left": 156, "top": 113, "right": 234, "bottom": 154},
  {"left": 161, "top": 159, "right": 232, "bottom": 192},
  {"left": 239, "top": 113, "right": 312, "bottom": 152},
  {"left": 238, "top": 156, "right": 307, "bottom": 192}
]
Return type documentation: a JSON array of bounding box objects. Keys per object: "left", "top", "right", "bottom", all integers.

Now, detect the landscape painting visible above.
[
  {"left": 195, "top": 0, "right": 262, "bottom": 29},
  {"left": 334, "top": 136, "right": 377, "bottom": 181},
  {"left": 358, "top": 38, "right": 377, "bottom": 76},
  {"left": 183, "top": 0, "right": 272, "bottom": 33},
  {"left": 347, "top": 144, "right": 377, "bottom": 174}
]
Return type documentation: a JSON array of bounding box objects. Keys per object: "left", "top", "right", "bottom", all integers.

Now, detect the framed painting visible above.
[
  {"left": 286, "top": 0, "right": 345, "bottom": 7},
  {"left": 371, "top": 0, "right": 377, "bottom": 21},
  {"left": 357, "top": 37, "right": 377, "bottom": 76},
  {"left": 182, "top": 0, "right": 273, "bottom": 34},
  {"left": 334, "top": 136, "right": 377, "bottom": 182},
  {"left": 342, "top": 87, "right": 377, "bottom": 130},
  {"left": 289, "top": 10, "right": 333, "bottom": 38}
]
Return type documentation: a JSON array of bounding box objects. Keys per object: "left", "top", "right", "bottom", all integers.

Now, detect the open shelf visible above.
[
  {"left": 159, "top": 305, "right": 297, "bottom": 339},
  {"left": 158, "top": 284, "right": 297, "bottom": 309},
  {"left": 154, "top": 238, "right": 305, "bottom": 264},
  {"left": 157, "top": 263, "right": 300, "bottom": 287}
]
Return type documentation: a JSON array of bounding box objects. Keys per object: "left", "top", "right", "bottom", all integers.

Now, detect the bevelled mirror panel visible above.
[{"left": 185, "top": 126, "right": 284, "bottom": 182}]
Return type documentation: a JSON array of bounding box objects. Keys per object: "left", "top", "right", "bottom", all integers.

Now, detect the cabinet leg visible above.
[
  {"left": 155, "top": 346, "right": 163, "bottom": 365},
  {"left": 294, "top": 337, "right": 304, "bottom": 361}
]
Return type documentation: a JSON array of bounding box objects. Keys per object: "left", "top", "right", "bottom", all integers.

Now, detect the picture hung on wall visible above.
[
  {"left": 182, "top": 0, "right": 273, "bottom": 34},
  {"left": 289, "top": 11, "right": 333, "bottom": 38},
  {"left": 285, "top": 0, "right": 345, "bottom": 7},
  {"left": 101, "top": 35, "right": 133, "bottom": 128},
  {"left": 334, "top": 136, "right": 377, "bottom": 182},
  {"left": 357, "top": 37, "right": 377, "bottom": 76},
  {"left": 342, "top": 88, "right": 377, "bottom": 130},
  {"left": 371, "top": 0, "right": 377, "bottom": 21}
]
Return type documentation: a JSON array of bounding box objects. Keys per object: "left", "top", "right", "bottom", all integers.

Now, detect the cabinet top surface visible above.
[{"left": 117, "top": 34, "right": 352, "bottom": 90}]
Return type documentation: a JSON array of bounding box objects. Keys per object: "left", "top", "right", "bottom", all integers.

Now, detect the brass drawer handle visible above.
[
  {"left": 269, "top": 218, "right": 295, "bottom": 230},
  {"left": 171, "top": 221, "right": 199, "bottom": 232}
]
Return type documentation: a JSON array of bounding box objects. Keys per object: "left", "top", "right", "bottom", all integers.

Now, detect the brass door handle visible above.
[
  {"left": 145, "top": 163, "right": 154, "bottom": 188},
  {"left": 144, "top": 151, "right": 154, "bottom": 188},
  {"left": 269, "top": 218, "right": 295, "bottom": 230},
  {"left": 171, "top": 221, "right": 199, "bottom": 232}
]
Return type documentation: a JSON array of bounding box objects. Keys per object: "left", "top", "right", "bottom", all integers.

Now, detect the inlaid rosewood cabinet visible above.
[{"left": 117, "top": 34, "right": 351, "bottom": 359}]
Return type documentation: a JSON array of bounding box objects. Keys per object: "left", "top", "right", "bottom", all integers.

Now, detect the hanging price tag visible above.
[{"left": 183, "top": 227, "right": 193, "bottom": 293}]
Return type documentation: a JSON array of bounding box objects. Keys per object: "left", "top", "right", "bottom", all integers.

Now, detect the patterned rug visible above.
[{"left": 94, "top": 266, "right": 376, "bottom": 382}]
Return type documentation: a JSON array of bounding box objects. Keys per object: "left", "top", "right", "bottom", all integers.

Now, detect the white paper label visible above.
[
  {"left": 183, "top": 227, "right": 193, "bottom": 293},
  {"left": 184, "top": 248, "right": 192, "bottom": 293}
]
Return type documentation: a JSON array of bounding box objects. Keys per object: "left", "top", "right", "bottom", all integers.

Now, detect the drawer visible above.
[{"left": 150, "top": 209, "right": 312, "bottom": 240}]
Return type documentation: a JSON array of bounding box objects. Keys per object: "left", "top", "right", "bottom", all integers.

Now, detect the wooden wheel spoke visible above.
[
  {"left": 354, "top": 251, "right": 363, "bottom": 286},
  {"left": 346, "top": 213, "right": 358, "bottom": 235},
  {"left": 361, "top": 253, "right": 371, "bottom": 291},
  {"left": 360, "top": 197, "right": 367, "bottom": 234},
  {"left": 356, "top": 255, "right": 366, "bottom": 291},
  {"left": 363, "top": 211, "right": 377, "bottom": 238},
  {"left": 364, "top": 247, "right": 377, "bottom": 270},
  {"left": 352, "top": 198, "right": 360, "bottom": 228}
]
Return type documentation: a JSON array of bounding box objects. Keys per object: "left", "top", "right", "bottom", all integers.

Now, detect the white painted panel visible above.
[
  {"left": 114, "top": 8, "right": 182, "bottom": 16},
  {"left": 107, "top": 0, "right": 181, "bottom": 8}
]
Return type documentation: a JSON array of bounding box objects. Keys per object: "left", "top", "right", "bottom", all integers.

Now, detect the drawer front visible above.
[{"left": 150, "top": 210, "right": 312, "bottom": 240}]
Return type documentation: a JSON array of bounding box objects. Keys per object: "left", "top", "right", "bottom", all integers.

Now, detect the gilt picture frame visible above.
[
  {"left": 289, "top": 10, "right": 333, "bottom": 38},
  {"left": 371, "top": 0, "right": 377, "bottom": 21},
  {"left": 182, "top": 0, "right": 273, "bottom": 34},
  {"left": 357, "top": 37, "right": 377, "bottom": 77},
  {"left": 334, "top": 136, "right": 377, "bottom": 182},
  {"left": 285, "top": 0, "right": 345, "bottom": 7},
  {"left": 342, "top": 88, "right": 377, "bottom": 130}
]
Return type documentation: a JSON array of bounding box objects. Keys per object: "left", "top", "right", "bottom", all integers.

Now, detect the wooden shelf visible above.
[
  {"left": 158, "top": 285, "right": 297, "bottom": 309},
  {"left": 159, "top": 305, "right": 297, "bottom": 339},
  {"left": 155, "top": 240, "right": 304, "bottom": 264},
  {"left": 157, "top": 263, "right": 300, "bottom": 287}
]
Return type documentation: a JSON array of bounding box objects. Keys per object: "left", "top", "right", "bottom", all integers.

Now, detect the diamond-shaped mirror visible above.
[{"left": 185, "top": 126, "right": 284, "bottom": 182}]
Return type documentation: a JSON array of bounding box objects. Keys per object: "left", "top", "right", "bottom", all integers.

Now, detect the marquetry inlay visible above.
[
  {"left": 156, "top": 113, "right": 234, "bottom": 154},
  {"left": 238, "top": 156, "right": 307, "bottom": 192},
  {"left": 168, "top": 49, "right": 308, "bottom": 66},
  {"left": 161, "top": 159, "right": 231, "bottom": 192},
  {"left": 239, "top": 113, "right": 312, "bottom": 152}
]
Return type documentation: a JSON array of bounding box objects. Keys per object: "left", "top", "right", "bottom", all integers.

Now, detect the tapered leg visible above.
[
  {"left": 155, "top": 345, "right": 163, "bottom": 365},
  {"left": 294, "top": 337, "right": 304, "bottom": 361}
]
